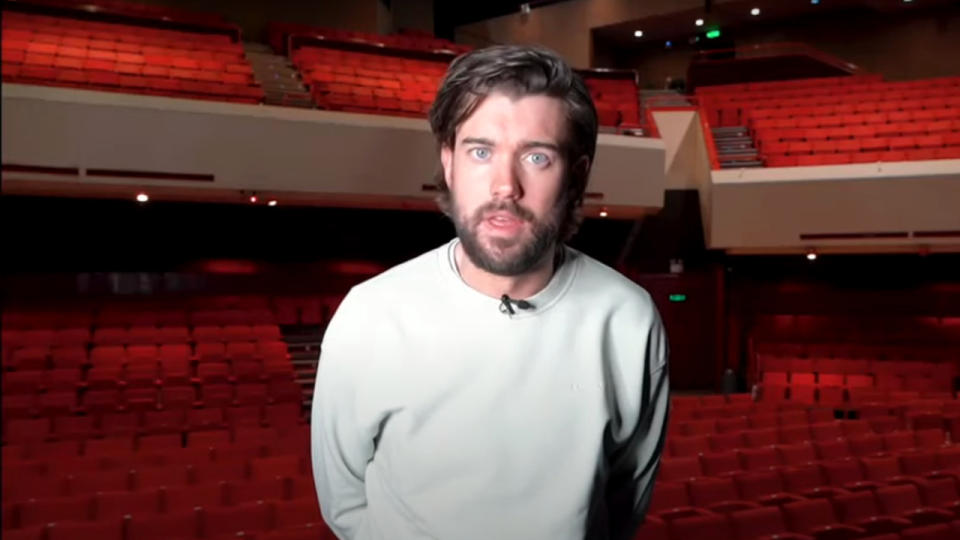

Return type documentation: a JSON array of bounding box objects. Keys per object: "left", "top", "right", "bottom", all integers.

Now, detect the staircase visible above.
[
  {"left": 244, "top": 42, "right": 314, "bottom": 108},
  {"left": 281, "top": 325, "right": 326, "bottom": 419},
  {"left": 712, "top": 126, "right": 764, "bottom": 168}
]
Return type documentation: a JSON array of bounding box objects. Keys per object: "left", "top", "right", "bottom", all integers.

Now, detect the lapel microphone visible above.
[{"left": 499, "top": 294, "right": 534, "bottom": 315}]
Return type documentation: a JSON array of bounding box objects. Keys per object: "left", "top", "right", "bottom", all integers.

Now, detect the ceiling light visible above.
[
  {"left": 135, "top": 193, "right": 148, "bottom": 203},
  {"left": 695, "top": 18, "right": 704, "bottom": 27},
  {"left": 751, "top": 7, "right": 760, "bottom": 16},
  {"left": 634, "top": 30, "right": 644, "bottom": 38},
  {"left": 267, "top": 200, "right": 277, "bottom": 207}
]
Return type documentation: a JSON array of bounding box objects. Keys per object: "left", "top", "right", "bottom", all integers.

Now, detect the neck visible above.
[{"left": 454, "top": 242, "right": 559, "bottom": 300}]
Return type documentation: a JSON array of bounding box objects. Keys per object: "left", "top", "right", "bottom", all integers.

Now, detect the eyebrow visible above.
[{"left": 460, "top": 137, "right": 561, "bottom": 153}]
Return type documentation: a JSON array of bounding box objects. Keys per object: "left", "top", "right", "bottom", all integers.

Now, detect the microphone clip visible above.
[{"left": 499, "top": 294, "right": 534, "bottom": 315}]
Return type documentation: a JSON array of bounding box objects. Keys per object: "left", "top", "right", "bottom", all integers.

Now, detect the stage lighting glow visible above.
[
  {"left": 136, "top": 193, "right": 149, "bottom": 203},
  {"left": 806, "top": 251, "right": 817, "bottom": 261},
  {"left": 249, "top": 195, "right": 257, "bottom": 203},
  {"left": 599, "top": 210, "right": 608, "bottom": 218},
  {"left": 665, "top": 40, "right": 672, "bottom": 48},
  {"left": 751, "top": 8, "right": 760, "bottom": 16},
  {"left": 695, "top": 18, "right": 704, "bottom": 26},
  {"left": 634, "top": 30, "right": 643, "bottom": 38},
  {"left": 811, "top": 0, "right": 820, "bottom": 4},
  {"left": 267, "top": 200, "right": 278, "bottom": 207},
  {"left": 706, "top": 29, "right": 721, "bottom": 39}
]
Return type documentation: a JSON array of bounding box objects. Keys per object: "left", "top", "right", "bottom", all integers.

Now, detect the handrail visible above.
[
  {"left": 693, "top": 42, "right": 867, "bottom": 76},
  {"left": 289, "top": 33, "right": 460, "bottom": 64}
]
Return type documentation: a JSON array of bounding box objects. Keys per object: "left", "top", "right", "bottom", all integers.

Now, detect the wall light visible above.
[
  {"left": 136, "top": 193, "right": 149, "bottom": 203},
  {"left": 695, "top": 18, "right": 704, "bottom": 27}
]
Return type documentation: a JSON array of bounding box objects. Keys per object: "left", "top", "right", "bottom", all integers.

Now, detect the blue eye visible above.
[
  {"left": 526, "top": 153, "right": 550, "bottom": 166},
  {"left": 470, "top": 147, "right": 491, "bottom": 160}
]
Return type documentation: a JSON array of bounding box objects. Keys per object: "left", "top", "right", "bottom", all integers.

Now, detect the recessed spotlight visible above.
[
  {"left": 751, "top": 7, "right": 760, "bottom": 16},
  {"left": 267, "top": 200, "right": 277, "bottom": 207},
  {"left": 599, "top": 210, "right": 608, "bottom": 218},
  {"left": 633, "top": 30, "right": 644, "bottom": 38},
  {"left": 695, "top": 18, "right": 704, "bottom": 27},
  {"left": 136, "top": 193, "right": 149, "bottom": 203}
]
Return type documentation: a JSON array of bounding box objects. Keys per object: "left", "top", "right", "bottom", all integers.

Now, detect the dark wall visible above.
[
  {"left": 128, "top": 0, "right": 437, "bottom": 43},
  {"left": 595, "top": 6, "right": 960, "bottom": 89},
  {"left": 0, "top": 195, "right": 638, "bottom": 275}
]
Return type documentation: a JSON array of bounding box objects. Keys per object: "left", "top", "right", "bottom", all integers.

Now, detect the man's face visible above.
[{"left": 440, "top": 92, "right": 569, "bottom": 276}]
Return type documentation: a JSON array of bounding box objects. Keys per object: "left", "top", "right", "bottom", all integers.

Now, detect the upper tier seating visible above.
[
  {"left": 268, "top": 21, "right": 472, "bottom": 55},
  {"left": 292, "top": 43, "right": 641, "bottom": 129},
  {"left": 0, "top": 10, "right": 264, "bottom": 104},
  {"left": 696, "top": 75, "right": 960, "bottom": 166},
  {"left": 294, "top": 45, "right": 445, "bottom": 117},
  {"left": 584, "top": 75, "right": 642, "bottom": 129}
]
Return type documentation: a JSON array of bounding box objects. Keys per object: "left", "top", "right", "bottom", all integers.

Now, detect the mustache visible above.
[{"left": 471, "top": 200, "right": 536, "bottom": 225}]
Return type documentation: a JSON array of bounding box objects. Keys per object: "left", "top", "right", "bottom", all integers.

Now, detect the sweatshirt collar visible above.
[{"left": 439, "top": 237, "right": 580, "bottom": 319}]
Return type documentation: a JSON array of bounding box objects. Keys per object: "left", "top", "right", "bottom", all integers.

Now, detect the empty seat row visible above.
[
  {"left": 2, "top": 39, "right": 246, "bottom": 65},
  {"left": 758, "top": 357, "right": 958, "bottom": 377},
  {"left": 664, "top": 428, "right": 947, "bottom": 465},
  {"left": 672, "top": 410, "right": 840, "bottom": 436},
  {"left": 651, "top": 486, "right": 960, "bottom": 540},
  {"left": 2, "top": 323, "right": 282, "bottom": 349},
  {"left": 3, "top": 12, "right": 238, "bottom": 50},
  {"left": 2, "top": 497, "right": 333, "bottom": 540},
  {"left": 3, "top": 405, "right": 303, "bottom": 448},
  {"left": 3, "top": 489, "right": 322, "bottom": 530},
  {"left": 2, "top": 380, "right": 302, "bottom": 424},
  {"left": 2, "top": 300, "right": 316, "bottom": 329}
]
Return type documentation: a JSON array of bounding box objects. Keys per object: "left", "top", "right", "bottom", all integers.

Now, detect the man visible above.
[{"left": 312, "top": 45, "right": 669, "bottom": 540}]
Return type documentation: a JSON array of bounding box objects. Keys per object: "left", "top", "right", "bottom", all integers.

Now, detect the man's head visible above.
[{"left": 428, "top": 45, "right": 598, "bottom": 276}]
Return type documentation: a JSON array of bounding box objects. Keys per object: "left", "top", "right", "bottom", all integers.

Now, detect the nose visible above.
[{"left": 489, "top": 157, "right": 523, "bottom": 200}]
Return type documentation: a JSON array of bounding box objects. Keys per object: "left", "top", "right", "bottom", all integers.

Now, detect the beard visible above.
[{"left": 451, "top": 195, "right": 564, "bottom": 277}]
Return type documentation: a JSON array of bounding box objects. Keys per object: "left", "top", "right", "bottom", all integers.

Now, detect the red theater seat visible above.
[
  {"left": 126, "top": 510, "right": 201, "bottom": 540},
  {"left": 46, "top": 520, "right": 124, "bottom": 540},
  {"left": 202, "top": 501, "right": 272, "bottom": 537}
]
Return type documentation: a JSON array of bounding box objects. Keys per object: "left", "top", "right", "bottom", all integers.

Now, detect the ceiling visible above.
[{"left": 592, "top": 0, "right": 957, "bottom": 51}]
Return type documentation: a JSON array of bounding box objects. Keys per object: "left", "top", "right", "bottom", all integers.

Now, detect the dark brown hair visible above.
[{"left": 428, "top": 45, "right": 598, "bottom": 241}]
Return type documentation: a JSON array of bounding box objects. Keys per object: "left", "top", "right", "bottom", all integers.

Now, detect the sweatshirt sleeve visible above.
[
  {"left": 311, "top": 289, "right": 379, "bottom": 539},
  {"left": 607, "top": 312, "right": 670, "bottom": 540}
]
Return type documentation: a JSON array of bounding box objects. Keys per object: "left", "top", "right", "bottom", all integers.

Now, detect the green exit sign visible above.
[
  {"left": 669, "top": 294, "right": 687, "bottom": 302},
  {"left": 706, "top": 29, "right": 721, "bottom": 39}
]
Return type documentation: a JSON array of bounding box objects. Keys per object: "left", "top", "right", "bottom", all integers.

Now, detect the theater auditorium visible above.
[{"left": 2, "top": 1, "right": 960, "bottom": 539}]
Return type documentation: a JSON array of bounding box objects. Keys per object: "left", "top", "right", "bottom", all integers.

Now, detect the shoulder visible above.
[
  {"left": 331, "top": 241, "right": 447, "bottom": 318},
  {"left": 569, "top": 247, "right": 659, "bottom": 322}
]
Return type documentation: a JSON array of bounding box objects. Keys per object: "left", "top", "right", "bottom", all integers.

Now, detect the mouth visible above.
[{"left": 483, "top": 211, "right": 524, "bottom": 233}]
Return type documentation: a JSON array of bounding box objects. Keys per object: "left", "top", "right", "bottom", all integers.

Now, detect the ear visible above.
[
  {"left": 572, "top": 155, "right": 591, "bottom": 179},
  {"left": 440, "top": 144, "right": 454, "bottom": 189}
]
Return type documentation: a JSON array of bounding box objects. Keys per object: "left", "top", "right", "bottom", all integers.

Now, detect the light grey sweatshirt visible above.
[{"left": 311, "top": 238, "right": 669, "bottom": 540}]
